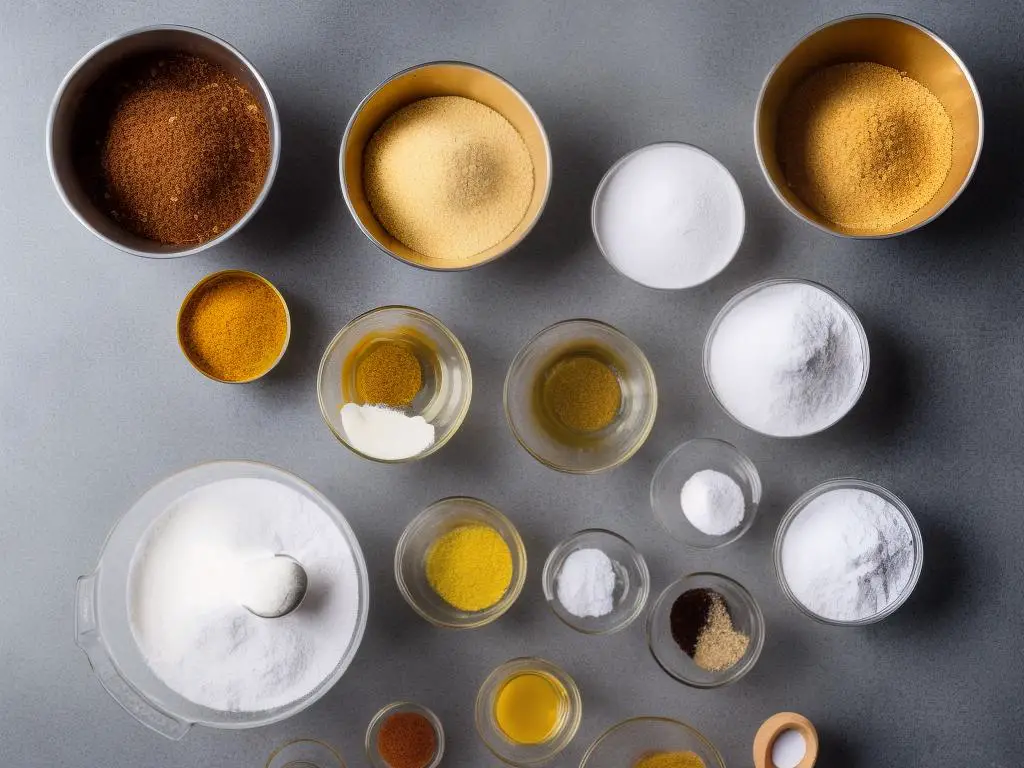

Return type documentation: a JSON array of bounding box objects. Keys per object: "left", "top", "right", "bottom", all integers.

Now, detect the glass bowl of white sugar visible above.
[
  {"left": 591, "top": 142, "right": 745, "bottom": 290},
  {"left": 541, "top": 528, "right": 650, "bottom": 635},
  {"left": 703, "top": 278, "right": 870, "bottom": 438},
  {"left": 650, "top": 438, "right": 762, "bottom": 549},
  {"left": 774, "top": 478, "right": 923, "bottom": 625}
]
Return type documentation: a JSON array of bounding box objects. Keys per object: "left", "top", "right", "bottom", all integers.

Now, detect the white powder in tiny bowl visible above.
[
  {"left": 340, "top": 403, "right": 435, "bottom": 460},
  {"left": 707, "top": 281, "right": 867, "bottom": 437},
  {"left": 680, "top": 469, "right": 745, "bottom": 536},
  {"left": 593, "top": 143, "right": 745, "bottom": 289},
  {"left": 555, "top": 548, "right": 618, "bottom": 618},
  {"left": 781, "top": 487, "right": 916, "bottom": 622},
  {"left": 128, "top": 477, "right": 362, "bottom": 712}
]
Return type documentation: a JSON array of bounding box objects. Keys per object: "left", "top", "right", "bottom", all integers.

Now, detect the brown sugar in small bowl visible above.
[
  {"left": 340, "top": 61, "right": 552, "bottom": 271},
  {"left": 47, "top": 25, "right": 281, "bottom": 257},
  {"left": 177, "top": 270, "right": 291, "bottom": 384},
  {"left": 755, "top": 14, "right": 983, "bottom": 238}
]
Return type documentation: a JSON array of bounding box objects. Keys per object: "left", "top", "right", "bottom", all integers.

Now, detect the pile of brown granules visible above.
[
  {"left": 777, "top": 61, "right": 953, "bottom": 232},
  {"left": 669, "top": 588, "right": 750, "bottom": 672},
  {"left": 363, "top": 95, "right": 534, "bottom": 261},
  {"left": 73, "top": 52, "right": 271, "bottom": 245}
]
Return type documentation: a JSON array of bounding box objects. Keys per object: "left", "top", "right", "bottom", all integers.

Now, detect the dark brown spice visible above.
[
  {"left": 73, "top": 52, "right": 270, "bottom": 245},
  {"left": 669, "top": 588, "right": 749, "bottom": 672},
  {"left": 669, "top": 588, "right": 714, "bottom": 656},
  {"left": 377, "top": 711, "right": 437, "bottom": 768}
]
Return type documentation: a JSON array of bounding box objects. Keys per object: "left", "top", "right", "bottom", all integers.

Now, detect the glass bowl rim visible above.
[
  {"left": 578, "top": 715, "right": 727, "bottom": 768},
  {"left": 265, "top": 738, "right": 346, "bottom": 768}
]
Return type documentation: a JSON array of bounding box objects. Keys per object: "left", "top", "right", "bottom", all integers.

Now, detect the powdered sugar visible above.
[
  {"left": 707, "top": 281, "right": 867, "bottom": 437},
  {"left": 128, "top": 477, "right": 361, "bottom": 712},
  {"left": 680, "top": 469, "right": 745, "bottom": 536},
  {"left": 555, "top": 548, "right": 617, "bottom": 618},
  {"left": 340, "top": 403, "right": 435, "bottom": 460}
]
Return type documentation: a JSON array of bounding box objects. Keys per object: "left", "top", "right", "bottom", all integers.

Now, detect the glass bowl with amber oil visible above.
[
  {"left": 504, "top": 319, "right": 657, "bottom": 473},
  {"left": 317, "top": 306, "right": 472, "bottom": 463}
]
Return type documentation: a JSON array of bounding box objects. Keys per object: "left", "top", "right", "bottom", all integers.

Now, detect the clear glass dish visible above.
[
  {"left": 475, "top": 657, "right": 582, "bottom": 766},
  {"left": 266, "top": 738, "right": 346, "bottom": 768},
  {"left": 647, "top": 572, "right": 764, "bottom": 688},
  {"left": 579, "top": 716, "right": 726, "bottom": 768},
  {"left": 504, "top": 319, "right": 657, "bottom": 474},
  {"left": 650, "top": 438, "right": 761, "bottom": 549},
  {"left": 74, "top": 461, "right": 370, "bottom": 739},
  {"left": 394, "top": 497, "right": 527, "bottom": 629},
  {"left": 702, "top": 278, "right": 870, "bottom": 438},
  {"left": 774, "top": 478, "right": 923, "bottom": 625},
  {"left": 365, "top": 701, "right": 445, "bottom": 768},
  {"left": 317, "top": 305, "right": 472, "bottom": 463},
  {"left": 541, "top": 529, "right": 649, "bottom": 635}
]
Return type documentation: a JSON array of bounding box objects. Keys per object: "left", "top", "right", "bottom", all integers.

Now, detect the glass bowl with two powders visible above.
[
  {"left": 317, "top": 306, "right": 472, "bottom": 463},
  {"left": 504, "top": 319, "right": 657, "bottom": 474}
]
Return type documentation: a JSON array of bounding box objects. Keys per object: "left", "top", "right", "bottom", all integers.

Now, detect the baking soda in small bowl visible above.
[{"left": 592, "top": 142, "right": 745, "bottom": 289}]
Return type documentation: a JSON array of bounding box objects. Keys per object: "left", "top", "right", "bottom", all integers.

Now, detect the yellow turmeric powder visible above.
[
  {"left": 179, "top": 273, "right": 288, "bottom": 382},
  {"left": 425, "top": 524, "right": 512, "bottom": 611},
  {"left": 634, "top": 751, "right": 706, "bottom": 768}
]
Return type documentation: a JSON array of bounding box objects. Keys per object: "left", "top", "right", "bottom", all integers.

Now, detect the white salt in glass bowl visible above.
[
  {"left": 74, "top": 461, "right": 370, "bottom": 739},
  {"left": 774, "top": 478, "right": 923, "bottom": 626},
  {"left": 591, "top": 142, "right": 745, "bottom": 289},
  {"left": 317, "top": 306, "right": 472, "bottom": 463},
  {"left": 702, "top": 278, "right": 870, "bottom": 438},
  {"left": 650, "top": 438, "right": 762, "bottom": 549},
  {"left": 541, "top": 529, "right": 650, "bottom": 635}
]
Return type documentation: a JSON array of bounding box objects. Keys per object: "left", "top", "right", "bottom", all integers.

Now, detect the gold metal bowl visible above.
[
  {"left": 755, "top": 14, "right": 983, "bottom": 238},
  {"left": 340, "top": 61, "right": 552, "bottom": 270}
]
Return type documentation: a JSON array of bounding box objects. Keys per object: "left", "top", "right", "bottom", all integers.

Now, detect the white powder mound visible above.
[
  {"left": 781, "top": 488, "right": 915, "bottom": 621},
  {"left": 594, "top": 143, "right": 745, "bottom": 289},
  {"left": 680, "top": 469, "right": 745, "bottom": 536},
  {"left": 128, "top": 477, "right": 361, "bottom": 712},
  {"left": 340, "top": 403, "right": 435, "bottom": 460},
  {"left": 556, "top": 548, "right": 618, "bottom": 618},
  {"left": 708, "top": 282, "right": 867, "bottom": 437}
]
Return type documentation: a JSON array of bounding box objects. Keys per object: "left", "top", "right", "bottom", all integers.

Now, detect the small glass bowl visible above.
[
  {"left": 703, "top": 278, "right": 870, "bottom": 438},
  {"left": 475, "top": 657, "right": 582, "bottom": 766},
  {"left": 394, "top": 497, "right": 527, "bottom": 628},
  {"left": 650, "top": 438, "right": 762, "bottom": 549},
  {"left": 647, "top": 572, "right": 765, "bottom": 688},
  {"left": 579, "top": 716, "right": 726, "bottom": 768},
  {"left": 541, "top": 529, "right": 650, "bottom": 634},
  {"left": 317, "top": 306, "right": 472, "bottom": 463},
  {"left": 774, "top": 478, "right": 924, "bottom": 626},
  {"left": 504, "top": 319, "right": 657, "bottom": 474},
  {"left": 266, "top": 739, "right": 345, "bottom": 768},
  {"left": 365, "top": 701, "right": 445, "bottom": 768},
  {"left": 177, "top": 270, "right": 291, "bottom": 383}
]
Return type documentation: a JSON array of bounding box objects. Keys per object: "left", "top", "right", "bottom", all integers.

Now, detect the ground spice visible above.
[
  {"left": 425, "top": 524, "right": 513, "bottom": 611},
  {"left": 73, "top": 52, "right": 271, "bottom": 245},
  {"left": 669, "top": 588, "right": 749, "bottom": 672},
  {"left": 354, "top": 340, "right": 423, "bottom": 408},
  {"left": 178, "top": 273, "right": 287, "bottom": 382},
  {"left": 778, "top": 62, "right": 953, "bottom": 231},
  {"left": 494, "top": 672, "right": 564, "bottom": 745},
  {"left": 377, "top": 711, "right": 437, "bottom": 768},
  {"left": 634, "top": 751, "right": 706, "bottom": 768},
  {"left": 364, "top": 96, "right": 534, "bottom": 260},
  {"left": 542, "top": 354, "right": 622, "bottom": 432}
]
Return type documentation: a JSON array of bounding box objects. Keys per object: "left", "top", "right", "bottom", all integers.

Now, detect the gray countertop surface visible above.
[{"left": 2, "top": 0, "right": 1022, "bottom": 765}]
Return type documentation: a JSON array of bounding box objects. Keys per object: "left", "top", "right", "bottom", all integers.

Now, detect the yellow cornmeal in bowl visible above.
[
  {"left": 634, "top": 751, "right": 706, "bottom": 768},
  {"left": 425, "top": 523, "right": 513, "bottom": 611},
  {"left": 778, "top": 61, "right": 953, "bottom": 232},
  {"left": 364, "top": 96, "right": 534, "bottom": 261}
]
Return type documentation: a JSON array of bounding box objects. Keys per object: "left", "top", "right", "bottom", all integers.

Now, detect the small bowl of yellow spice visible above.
[
  {"left": 504, "top": 319, "right": 657, "bottom": 474},
  {"left": 755, "top": 14, "right": 983, "bottom": 237},
  {"left": 177, "top": 270, "right": 290, "bottom": 383},
  {"left": 475, "top": 657, "right": 582, "bottom": 767},
  {"left": 394, "top": 497, "right": 527, "bottom": 629},
  {"left": 579, "top": 717, "right": 725, "bottom": 768},
  {"left": 340, "top": 60, "right": 551, "bottom": 270}
]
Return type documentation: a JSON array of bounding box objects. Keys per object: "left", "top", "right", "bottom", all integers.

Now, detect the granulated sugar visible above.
[
  {"left": 593, "top": 143, "right": 745, "bottom": 289},
  {"left": 707, "top": 281, "right": 867, "bottom": 437},
  {"left": 128, "top": 477, "right": 361, "bottom": 711}
]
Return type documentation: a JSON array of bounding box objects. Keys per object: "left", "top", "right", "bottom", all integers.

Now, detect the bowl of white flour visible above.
[
  {"left": 75, "top": 461, "right": 369, "bottom": 738},
  {"left": 774, "top": 478, "right": 923, "bottom": 625}
]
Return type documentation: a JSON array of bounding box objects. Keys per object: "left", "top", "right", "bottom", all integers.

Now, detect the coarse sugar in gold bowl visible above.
[
  {"left": 340, "top": 61, "right": 552, "bottom": 270},
  {"left": 177, "top": 270, "right": 291, "bottom": 383},
  {"left": 755, "top": 14, "right": 983, "bottom": 238}
]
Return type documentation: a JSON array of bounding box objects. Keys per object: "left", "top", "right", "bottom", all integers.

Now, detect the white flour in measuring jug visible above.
[{"left": 128, "top": 477, "right": 360, "bottom": 711}]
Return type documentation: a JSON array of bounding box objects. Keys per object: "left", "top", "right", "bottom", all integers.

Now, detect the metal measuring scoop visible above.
[{"left": 239, "top": 553, "right": 309, "bottom": 619}]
